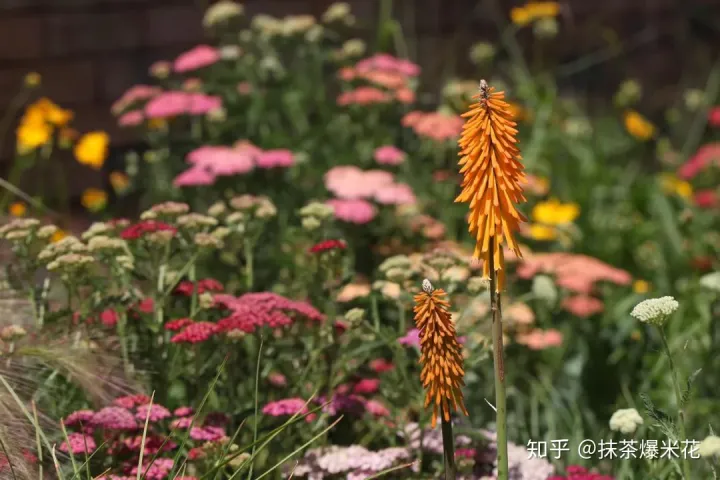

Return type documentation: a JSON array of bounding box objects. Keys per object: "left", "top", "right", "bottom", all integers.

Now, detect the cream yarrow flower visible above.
[
  {"left": 203, "top": 0, "right": 243, "bottom": 28},
  {"left": 698, "top": 435, "right": 720, "bottom": 458},
  {"left": 177, "top": 213, "right": 218, "bottom": 229},
  {"left": 609, "top": 408, "right": 644, "bottom": 434},
  {"left": 47, "top": 253, "right": 95, "bottom": 272},
  {"left": 299, "top": 202, "right": 334, "bottom": 220},
  {"left": 343, "top": 308, "right": 365, "bottom": 328},
  {"left": 37, "top": 224, "right": 59, "bottom": 239},
  {"left": 379, "top": 255, "right": 411, "bottom": 273},
  {"left": 194, "top": 233, "right": 223, "bottom": 249},
  {"left": 87, "top": 236, "right": 127, "bottom": 253},
  {"left": 630, "top": 296, "right": 679, "bottom": 327},
  {"left": 81, "top": 222, "right": 111, "bottom": 240},
  {"left": 301, "top": 217, "right": 321, "bottom": 231},
  {"left": 208, "top": 201, "right": 227, "bottom": 217},
  {"left": 699, "top": 272, "right": 720, "bottom": 293},
  {"left": 467, "top": 276, "right": 490, "bottom": 294}
]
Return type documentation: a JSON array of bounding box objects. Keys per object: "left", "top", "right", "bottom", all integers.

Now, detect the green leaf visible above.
[{"left": 681, "top": 368, "right": 702, "bottom": 407}]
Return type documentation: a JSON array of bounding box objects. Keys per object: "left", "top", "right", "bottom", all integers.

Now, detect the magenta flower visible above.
[
  {"left": 677, "top": 142, "right": 720, "bottom": 179},
  {"left": 63, "top": 410, "right": 95, "bottom": 428},
  {"left": 113, "top": 394, "right": 151, "bottom": 408},
  {"left": 186, "top": 145, "right": 254, "bottom": 176},
  {"left": 326, "top": 199, "right": 377, "bottom": 224},
  {"left": 136, "top": 404, "right": 172, "bottom": 422},
  {"left": 131, "top": 458, "right": 174, "bottom": 480},
  {"left": 173, "top": 406, "right": 193, "bottom": 417},
  {"left": 100, "top": 309, "right": 118, "bottom": 327},
  {"left": 268, "top": 372, "right": 288, "bottom": 387},
  {"left": 170, "top": 322, "right": 218, "bottom": 344},
  {"left": 145, "top": 91, "right": 188, "bottom": 119},
  {"left": 214, "top": 292, "right": 324, "bottom": 334},
  {"left": 262, "top": 398, "right": 308, "bottom": 417},
  {"left": 256, "top": 149, "right": 295, "bottom": 169},
  {"left": 189, "top": 426, "right": 226, "bottom": 441},
  {"left": 373, "top": 145, "right": 406, "bottom": 165},
  {"left": 398, "top": 328, "right": 420, "bottom": 348},
  {"left": 365, "top": 400, "right": 391, "bottom": 417},
  {"left": 174, "top": 45, "right": 220, "bottom": 72},
  {"left": 59, "top": 433, "right": 96, "bottom": 455},
  {"left": 112, "top": 84, "right": 161, "bottom": 113},
  {"left": 373, "top": 182, "right": 416, "bottom": 205},
  {"left": 171, "top": 417, "right": 193, "bottom": 429},
  {"left": 118, "top": 110, "right": 144, "bottom": 127},
  {"left": 92, "top": 406, "right": 138, "bottom": 430},
  {"left": 353, "top": 378, "right": 380, "bottom": 395},
  {"left": 174, "top": 166, "right": 216, "bottom": 187},
  {"left": 186, "top": 93, "right": 223, "bottom": 115}
]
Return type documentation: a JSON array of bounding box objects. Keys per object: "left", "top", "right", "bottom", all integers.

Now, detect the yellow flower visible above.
[
  {"left": 8, "top": 202, "right": 27, "bottom": 217},
  {"left": 510, "top": 6, "right": 532, "bottom": 26},
  {"left": 633, "top": 280, "right": 650, "bottom": 294},
  {"left": 148, "top": 118, "right": 168, "bottom": 130},
  {"left": 624, "top": 110, "right": 655, "bottom": 141},
  {"left": 16, "top": 121, "right": 51, "bottom": 152},
  {"left": 74, "top": 132, "right": 110, "bottom": 169},
  {"left": 51, "top": 229, "right": 67, "bottom": 243},
  {"left": 33, "top": 98, "right": 73, "bottom": 127},
  {"left": 525, "top": 1, "right": 560, "bottom": 19},
  {"left": 659, "top": 173, "right": 693, "bottom": 199},
  {"left": 81, "top": 188, "right": 108, "bottom": 212},
  {"left": 529, "top": 224, "right": 557, "bottom": 241},
  {"left": 109, "top": 171, "right": 130, "bottom": 194},
  {"left": 511, "top": 2, "right": 559, "bottom": 26},
  {"left": 531, "top": 198, "right": 580, "bottom": 225},
  {"left": 24, "top": 72, "right": 41, "bottom": 88}
]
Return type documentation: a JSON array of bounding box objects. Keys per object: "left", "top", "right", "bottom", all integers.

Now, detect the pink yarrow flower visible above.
[
  {"left": 170, "top": 322, "right": 218, "bottom": 344},
  {"left": 59, "top": 433, "right": 96, "bottom": 454},
  {"left": 355, "top": 54, "right": 421, "bottom": 77},
  {"left": 174, "top": 45, "right": 220, "bottom": 72},
  {"left": 561, "top": 295, "right": 605, "bottom": 317},
  {"left": 130, "top": 458, "right": 174, "bottom": 480},
  {"left": 174, "top": 406, "right": 194, "bottom": 417},
  {"left": 186, "top": 145, "right": 254, "bottom": 176},
  {"left": 92, "top": 407, "right": 138, "bottom": 430},
  {"left": 515, "top": 328, "right": 564, "bottom": 350},
  {"left": 63, "top": 410, "right": 95, "bottom": 428},
  {"left": 373, "top": 145, "right": 406, "bottom": 165},
  {"left": 145, "top": 91, "right": 188, "bottom": 119},
  {"left": 353, "top": 378, "right": 380, "bottom": 395},
  {"left": 174, "top": 166, "right": 215, "bottom": 187},
  {"left": 136, "top": 404, "right": 172, "bottom": 422},
  {"left": 326, "top": 199, "right": 377, "bottom": 224},
  {"left": 263, "top": 398, "right": 308, "bottom": 417},
  {"left": 365, "top": 400, "right": 391, "bottom": 417},
  {"left": 189, "top": 426, "right": 226, "bottom": 441},
  {"left": 187, "top": 93, "right": 223, "bottom": 115},
  {"left": 373, "top": 182, "right": 416, "bottom": 205},
  {"left": 118, "top": 110, "right": 144, "bottom": 127},
  {"left": 398, "top": 328, "right": 420, "bottom": 348},
  {"left": 256, "top": 149, "right": 295, "bottom": 168},
  {"left": 677, "top": 143, "right": 720, "bottom": 179}
]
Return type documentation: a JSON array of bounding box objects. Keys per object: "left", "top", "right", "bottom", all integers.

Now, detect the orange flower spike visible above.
[
  {"left": 413, "top": 279, "right": 469, "bottom": 429},
  {"left": 455, "top": 80, "right": 527, "bottom": 291}
]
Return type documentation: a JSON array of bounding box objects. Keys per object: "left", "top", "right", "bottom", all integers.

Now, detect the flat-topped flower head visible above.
[
  {"left": 455, "top": 80, "right": 527, "bottom": 291},
  {"left": 609, "top": 408, "right": 643, "bottom": 434},
  {"left": 630, "top": 296, "right": 679, "bottom": 327},
  {"left": 413, "top": 279, "right": 468, "bottom": 428}
]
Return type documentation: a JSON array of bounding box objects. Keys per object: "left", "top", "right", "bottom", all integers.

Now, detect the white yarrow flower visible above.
[
  {"left": 630, "top": 296, "right": 679, "bottom": 326},
  {"left": 609, "top": 408, "right": 644, "bottom": 434},
  {"left": 698, "top": 435, "right": 720, "bottom": 458},
  {"left": 699, "top": 272, "right": 720, "bottom": 293}
]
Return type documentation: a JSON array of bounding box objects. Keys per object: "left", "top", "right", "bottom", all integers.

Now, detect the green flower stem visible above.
[
  {"left": 117, "top": 311, "right": 131, "bottom": 376},
  {"left": 659, "top": 326, "right": 692, "bottom": 480},
  {"left": 440, "top": 407, "right": 457, "bottom": 480},
  {"left": 244, "top": 238, "right": 254, "bottom": 291},
  {"left": 488, "top": 237, "right": 509, "bottom": 480},
  {"left": 189, "top": 263, "right": 198, "bottom": 319},
  {"left": 397, "top": 301, "right": 406, "bottom": 335}
]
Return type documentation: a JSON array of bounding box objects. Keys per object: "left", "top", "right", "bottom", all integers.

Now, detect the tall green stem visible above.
[
  {"left": 244, "top": 238, "right": 254, "bottom": 291},
  {"left": 440, "top": 407, "right": 457, "bottom": 480},
  {"left": 488, "top": 237, "right": 508, "bottom": 480},
  {"left": 659, "top": 327, "right": 691, "bottom": 480}
]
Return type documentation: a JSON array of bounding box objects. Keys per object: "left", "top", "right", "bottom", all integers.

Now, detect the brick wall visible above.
[{"left": 0, "top": 0, "right": 718, "bottom": 194}]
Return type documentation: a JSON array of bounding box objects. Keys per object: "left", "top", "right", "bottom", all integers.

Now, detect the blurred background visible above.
[{"left": 1, "top": 0, "right": 719, "bottom": 201}]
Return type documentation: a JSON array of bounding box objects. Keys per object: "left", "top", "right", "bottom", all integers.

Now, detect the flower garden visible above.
[{"left": 0, "top": 1, "right": 719, "bottom": 479}]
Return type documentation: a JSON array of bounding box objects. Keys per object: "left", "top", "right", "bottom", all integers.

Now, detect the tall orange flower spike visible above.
[
  {"left": 455, "top": 80, "right": 527, "bottom": 291},
  {"left": 413, "top": 279, "right": 468, "bottom": 429}
]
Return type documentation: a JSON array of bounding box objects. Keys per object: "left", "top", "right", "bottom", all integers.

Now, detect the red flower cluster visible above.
[
  {"left": 121, "top": 220, "right": 177, "bottom": 240},
  {"left": 309, "top": 239, "right": 347, "bottom": 254},
  {"left": 549, "top": 465, "right": 613, "bottom": 480},
  {"left": 170, "top": 321, "right": 218, "bottom": 344},
  {"left": 165, "top": 318, "right": 194, "bottom": 332},
  {"left": 174, "top": 278, "right": 224, "bottom": 296},
  {"left": 214, "top": 292, "right": 324, "bottom": 334}
]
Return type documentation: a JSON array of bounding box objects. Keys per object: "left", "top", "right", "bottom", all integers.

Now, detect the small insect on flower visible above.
[{"left": 413, "top": 279, "right": 468, "bottom": 428}]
